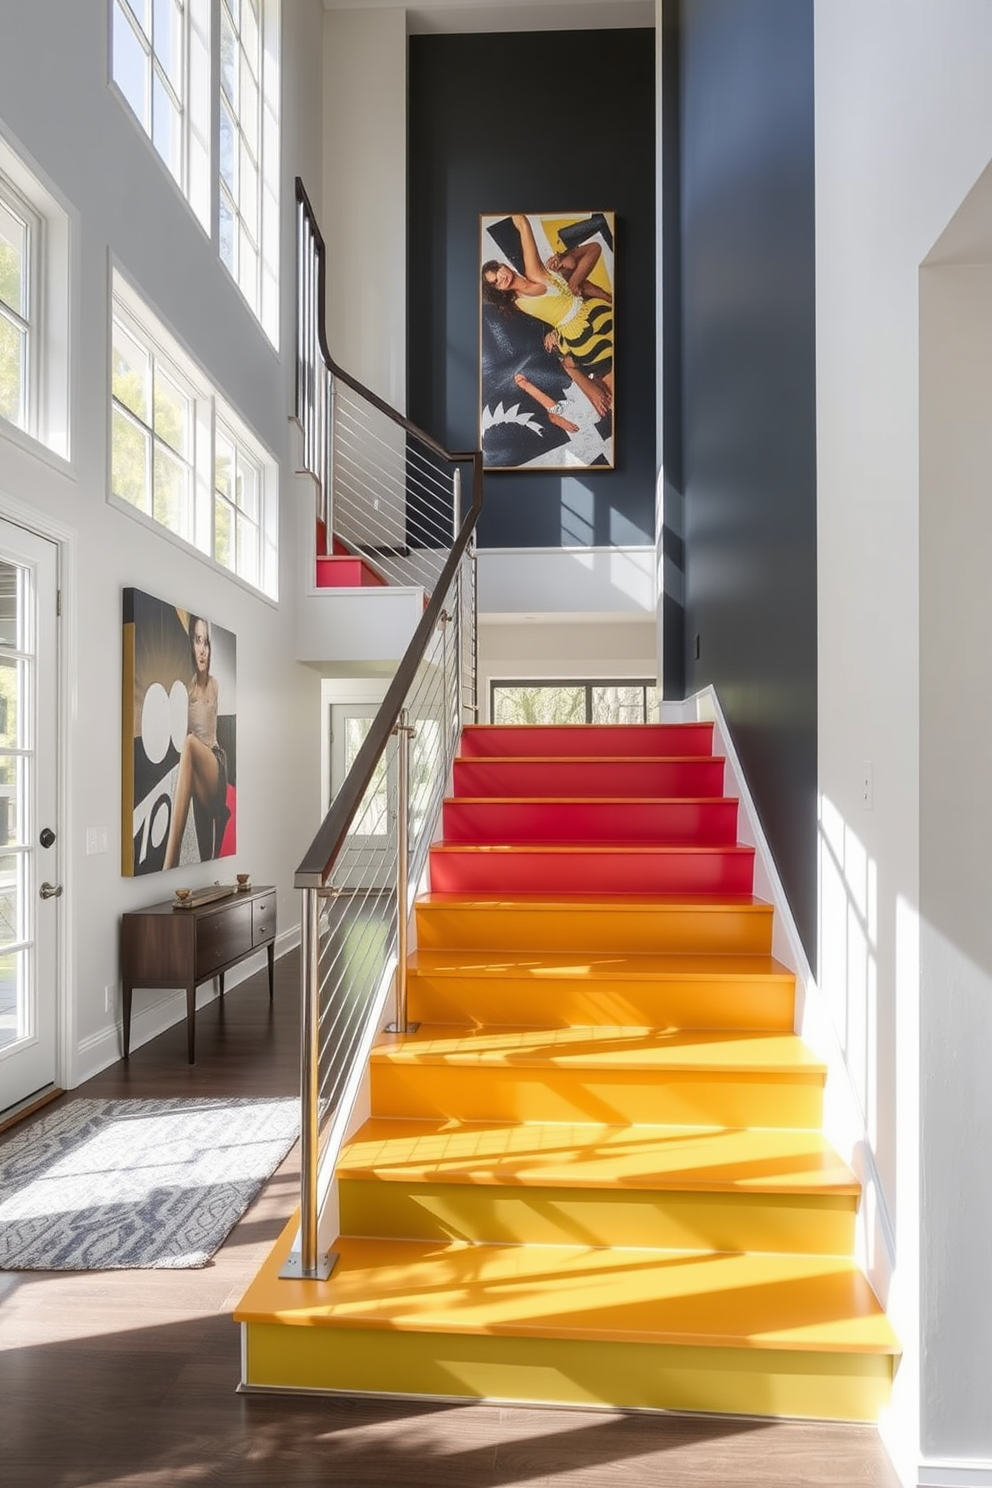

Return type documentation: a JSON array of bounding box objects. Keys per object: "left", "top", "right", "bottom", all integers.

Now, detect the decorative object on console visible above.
[{"left": 121, "top": 588, "right": 237, "bottom": 876}]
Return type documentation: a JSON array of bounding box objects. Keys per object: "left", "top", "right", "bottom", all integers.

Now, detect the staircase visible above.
[
  {"left": 313, "top": 518, "right": 388, "bottom": 588},
  {"left": 237, "top": 720, "right": 899, "bottom": 1419}
]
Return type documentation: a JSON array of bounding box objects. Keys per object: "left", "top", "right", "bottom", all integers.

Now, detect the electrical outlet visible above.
[
  {"left": 861, "top": 760, "right": 874, "bottom": 810},
  {"left": 105, "top": 983, "right": 116, "bottom": 1014},
  {"left": 86, "top": 825, "right": 108, "bottom": 856}
]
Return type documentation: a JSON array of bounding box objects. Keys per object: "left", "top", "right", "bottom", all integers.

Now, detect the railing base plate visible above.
[
  {"left": 278, "top": 1250, "right": 339, "bottom": 1282},
  {"left": 385, "top": 1021, "right": 421, "bottom": 1034}
]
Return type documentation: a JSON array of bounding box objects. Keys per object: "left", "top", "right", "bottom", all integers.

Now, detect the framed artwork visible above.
[
  {"left": 480, "top": 210, "right": 615, "bottom": 472},
  {"left": 121, "top": 588, "right": 237, "bottom": 876}
]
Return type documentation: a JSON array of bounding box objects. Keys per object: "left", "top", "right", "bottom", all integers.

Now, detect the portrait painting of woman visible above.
[
  {"left": 121, "top": 589, "right": 237, "bottom": 877},
  {"left": 480, "top": 210, "right": 615, "bottom": 472}
]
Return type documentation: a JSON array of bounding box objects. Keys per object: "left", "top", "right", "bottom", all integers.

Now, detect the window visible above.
[
  {"left": 490, "top": 681, "right": 660, "bottom": 727},
  {"left": 0, "top": 136, "right": 71, "bottom": 463},
  {"left": 111, "top": 0, "right": 211, "bottom": 231},
  {"left": 0, "top": 186, "right": 35, "bottom": 434},
  {"left": 110, "top": 0, "right": 279, "bottom": 341},
  {"left": 110, "top": 272, "right": 278, "bottom": 598},
  {"left": 219, "top": 0, "right": 279, "bottom": 340}
]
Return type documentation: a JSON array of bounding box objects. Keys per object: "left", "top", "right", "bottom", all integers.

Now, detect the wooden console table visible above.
[{"left": 120, "top": 884, "right": 277, "bottom": 1064}]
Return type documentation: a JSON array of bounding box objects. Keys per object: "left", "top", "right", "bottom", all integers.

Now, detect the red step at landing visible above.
[
  {"left": 428, "top": 841, "right": 757, "bottom": 895},
  {"left": 452, "top": 755, "right": 726, "bottom": 800},
  {"left": 441, "top": 797, "right": 740, "bottom": 846},
  {"left": 315, "top": 552, "right": 388, "bottom": 588},
  {"left": 459, "top": 723, "right": 716, "bottom": 759}
]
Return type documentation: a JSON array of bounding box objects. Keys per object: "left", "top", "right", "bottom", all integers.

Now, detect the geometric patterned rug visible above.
[{"left": 0, "top": 1096, "right": 299, "bottom": 1270}]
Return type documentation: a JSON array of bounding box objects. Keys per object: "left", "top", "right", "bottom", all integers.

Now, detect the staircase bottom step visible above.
[{"left": 237, "top": 1225, "right": 897, "bottom": 1421}]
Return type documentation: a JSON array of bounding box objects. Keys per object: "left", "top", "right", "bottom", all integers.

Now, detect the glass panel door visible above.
[
  {"left": 0, "top": 521, "right": 59, "bottom": 1115},
  {"left": 329, "top": 705, "right": 396, "bottom": 893}
]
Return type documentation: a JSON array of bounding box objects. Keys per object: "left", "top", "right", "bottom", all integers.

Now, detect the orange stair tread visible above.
[
  {"left": 338, "top": 1117, "right": 859, "bottom": 1195},
  {"left": 371, "top": 1025, "right": 826, "bottom": 1075},
  {"left": 407, "top": 948, "right": 794, "bottom": 981},
  {"left": 237, "top": 1230, "right": 898, "bottom": 1356},
  {"left": 418, "top": 891, "right": 771, "bottom": 910}
]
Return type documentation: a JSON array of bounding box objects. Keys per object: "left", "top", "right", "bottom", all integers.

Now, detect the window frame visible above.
[
  {"left": 109, "top": 271, "right": 278, "bottom": 600},
  {"left": 0, "top": 128, "right": 72, "bottom": 468},
  {"left": 217, "top": 0, "right": 280, "bottom": 344},
  {"left": 0, "top": 174, "right": 41, "bottom": 439},
  {"left": 489, "top": 679, "right": 660, "bottom": 727},
  {"left": 109, "top": 0, "right": 212, "bottom": 233}
]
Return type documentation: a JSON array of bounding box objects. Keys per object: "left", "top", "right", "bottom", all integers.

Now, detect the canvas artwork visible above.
[
  {"left": 480, "top": 210, "right": 615, "bottom": 471},
  {"left": 121, "top": 588, "right": 237, "bottom": 876}
]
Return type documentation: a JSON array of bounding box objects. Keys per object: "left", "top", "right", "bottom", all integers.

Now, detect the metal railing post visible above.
[
  {"left": 452, "top": 468, "right": 464, "bottom": 730},
  {"left": 279, "top": 887, "right": 336, "bottom": 1281},
  {"left": 387, "top": 710, "right": 418, "bottom": 1034}
]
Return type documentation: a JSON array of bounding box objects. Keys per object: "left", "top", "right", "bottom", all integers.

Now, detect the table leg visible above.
[
  {"left": 123, "top": 983, "right": 133, "bottom": 1059},
  {"left": 186, "top": 983, "right": 197, "bottom": 1064},
  {"left": 267, "top": 942, "right": 275, "bottom": 1001}
]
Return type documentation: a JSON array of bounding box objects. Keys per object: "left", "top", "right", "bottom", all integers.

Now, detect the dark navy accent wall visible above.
[
  {"left": 408, "top": 31, "right": 656, "bottom": 550},
  {"left": 673, "top": 0, "right": 818, "bottom": 961}
]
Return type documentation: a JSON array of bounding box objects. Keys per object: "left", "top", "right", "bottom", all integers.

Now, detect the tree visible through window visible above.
[{"left": 491, "top": 681, "right": 659, "bottom": 726}]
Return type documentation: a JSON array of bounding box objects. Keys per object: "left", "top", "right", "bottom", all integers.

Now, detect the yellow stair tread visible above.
[
  {"left": 372, "top": 1025, "right": 826, "bottom": 1075},
  {"left": 338, "top": 1117, "right": 859, "bottom": 1195},
  {"left": 407, "top": 950, "right": 793, "bottom": 981},
  {"left": 237, "top": 1229, "right": 899, "bottom": 1356}
]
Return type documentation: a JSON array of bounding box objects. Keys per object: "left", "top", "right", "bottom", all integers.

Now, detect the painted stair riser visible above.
[
  {"left": 338, "top": 1180, "right": 856, "bottom": 1256},
  {"left": 415, "top": 902, "right": 775, "bottom": 956},
  {"left": 407, "top": 970, "right": 796, "bottom": 1031},
  {"left": 452, "top": 757, "right": 727, "bottom": 799},
  {"left": 428, "top": 845, "right": 755, "bottom": 896},
  {"left": 459, "top": 724, "right": 715, "bottom": 760},
  {"left": 368, "top": 1062, "right": 825, "bottom": 1129},
  {"left": 315, "top": 555, "right": 388, "bottom": 588},
  {"left": 442, "top": 798, "right": 740, "bottom": 845},
  {"left": 242, "top": 1325, "right": 892, "bottom": 1423}
]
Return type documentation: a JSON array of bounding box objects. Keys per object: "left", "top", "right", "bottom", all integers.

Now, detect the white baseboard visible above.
[
  {"left": 919, "top": 1462, "right": 992, "bottom": 1487},
  {"left": 71, "top": 926, "right": 300, "bottom": 1087},
  {"left": 664, "top": 687, "right": 897, "bottom": 1293}
]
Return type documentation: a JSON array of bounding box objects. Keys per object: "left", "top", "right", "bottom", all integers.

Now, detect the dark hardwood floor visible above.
[{"left": 0, "top": 950, "right": 901, "bottom": 1487}]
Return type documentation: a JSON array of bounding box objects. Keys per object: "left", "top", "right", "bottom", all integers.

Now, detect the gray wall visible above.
[
  {"left": 407, "top": 29, "right": 657, "bottom": 551},
  {"left": 671, "top": 0, "right": 818, "bottom": 959}
]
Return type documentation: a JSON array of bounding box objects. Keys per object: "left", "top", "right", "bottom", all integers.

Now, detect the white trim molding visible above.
[
  {"left": 919, "top": 1462, "right": 992, "bottom": 1488},
  {"left": 662, "top": 685, "right": 897, "bottom": 1297}
]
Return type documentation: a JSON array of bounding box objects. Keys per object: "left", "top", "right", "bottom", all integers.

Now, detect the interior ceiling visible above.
[{"left": 322, "top": 0, "right": 655, "bottom": 35}]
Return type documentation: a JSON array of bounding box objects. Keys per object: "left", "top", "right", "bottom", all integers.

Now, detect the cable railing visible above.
[
  {"left": 296, "top": 177, "right": 454, "bottom": 596},
  {"left": 281, "top": 179, "right": 482, "bottom": 1281}
]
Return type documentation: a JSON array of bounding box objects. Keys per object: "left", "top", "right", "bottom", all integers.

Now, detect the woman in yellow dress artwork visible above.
[{"left": 481, "top": 212, "right": 614, "bottom": 420}]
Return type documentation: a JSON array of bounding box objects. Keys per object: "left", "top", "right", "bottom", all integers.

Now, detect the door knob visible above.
[{"left": 39, "top": 881, "right": 63, "bottom": 900}]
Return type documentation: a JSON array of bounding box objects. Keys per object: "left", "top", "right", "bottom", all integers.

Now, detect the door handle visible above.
[{"left": 39, "top": 881, "right": 63, "bottom": 900}]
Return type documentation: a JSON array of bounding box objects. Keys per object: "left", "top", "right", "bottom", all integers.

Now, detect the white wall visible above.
[
  {"left": 920, "top": 255, "right": 992, "bottom": 1468},
  {"left": 0, "top": 0, "right": 327, "bottom": 1084},
  {"left": 815, "top": 3, "right": 992, "bottom": 1479},
  {"left": 479, "top": 617, "right": 656, "bottom": 720},
  {"left": 322, "top": 6, "right": 408, "bottom": 408}
]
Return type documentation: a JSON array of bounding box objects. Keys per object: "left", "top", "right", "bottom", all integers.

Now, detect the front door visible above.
[{"left": 0, "top": 519, "right": 60, "bottom": 1116}]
